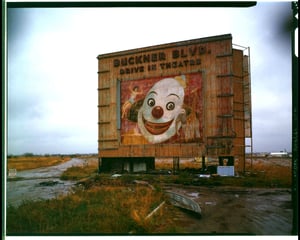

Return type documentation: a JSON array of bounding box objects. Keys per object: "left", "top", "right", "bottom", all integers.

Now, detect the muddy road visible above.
[
  {"left": 163, "top": 185, "right": 293, "bottom": 235},
  {"left": 6, "top": 158, "right": 86, "bottom": 207}
]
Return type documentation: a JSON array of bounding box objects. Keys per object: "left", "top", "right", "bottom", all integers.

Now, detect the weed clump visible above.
[{"left": 6, "top": 184, "right": 168, "bottom": 234}]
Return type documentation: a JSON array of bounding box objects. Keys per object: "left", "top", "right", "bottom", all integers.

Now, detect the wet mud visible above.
[{"left": 163, "top": 185, "right": 293, "bottom": 235}]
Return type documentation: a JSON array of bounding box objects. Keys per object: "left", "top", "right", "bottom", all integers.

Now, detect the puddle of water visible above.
[{"left": 6, "top": 158, "right": 85, "bottom": 207}]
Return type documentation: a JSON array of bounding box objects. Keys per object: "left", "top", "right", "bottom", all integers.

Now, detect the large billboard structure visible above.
[{"left": 97, "top": 34, "right": 252, "bottom": 173}]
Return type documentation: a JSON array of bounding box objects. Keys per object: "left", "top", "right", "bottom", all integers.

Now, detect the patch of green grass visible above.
[
  {"left": 60, "top": 166, "right": 97, "bottom": 181},
  {"left": 7, "top": 177, "right": 25, "bottom": 182}
]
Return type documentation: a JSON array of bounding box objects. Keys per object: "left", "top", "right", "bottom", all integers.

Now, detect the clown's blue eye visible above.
[
  {"left": 147, "top": 98, "right": 155, "bottom": 107},
  {"left": 166, "top": 102, "right": 175, "bottom": 110}
]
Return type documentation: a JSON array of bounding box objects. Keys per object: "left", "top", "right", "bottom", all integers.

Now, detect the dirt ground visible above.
[
  {"left": 73, "top": 156, "right": 294, "bottom": 235},
  {"left": 162, "top": 185, "right": 292, "bottom": 235},
  {"left": 154, "top": 156, "right": 294, "bottom": 235}
]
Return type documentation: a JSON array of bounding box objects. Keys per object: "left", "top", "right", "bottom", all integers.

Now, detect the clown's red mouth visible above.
[{"left": 143, "top": 115, "right": 174, "bottom": 135}]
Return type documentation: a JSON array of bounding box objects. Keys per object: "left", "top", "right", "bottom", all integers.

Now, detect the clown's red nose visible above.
[{"left": 152, "top": 106, "right": 164, "bottom": 119}]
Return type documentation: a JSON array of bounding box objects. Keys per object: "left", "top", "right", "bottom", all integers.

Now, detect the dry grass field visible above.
[
  {"left": 6, "top": 154, "right": 294, "bottom": 235},
  {"left": 7, "top": 155, "right": 72, "bottom": 171},
  {"left": 245, "top": 157, "right": 292, "bottom": 186},
  {"left": 155, "top": 156, "right": 292, "bottom": 187},
  {"left": 6, "top": 154, "right": 292, "bottom": 188}
]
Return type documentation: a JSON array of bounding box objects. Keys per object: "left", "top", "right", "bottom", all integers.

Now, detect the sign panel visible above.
[
  {"left": 8, "top": 169, "right": 17, "bottom": 178},
  {"left": 217, "top": 166, "right": 235, "bottom": 176},
  {"left": 121, "top": 72, "right": 203, "bottom": 144}
]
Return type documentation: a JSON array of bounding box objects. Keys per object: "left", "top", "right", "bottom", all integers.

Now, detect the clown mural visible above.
[
  {"left": 137, "top": 76, "right": 186, "bottom": 143},
  {"left": 121, "top": 73, "right": 202, "bottom": 144}
]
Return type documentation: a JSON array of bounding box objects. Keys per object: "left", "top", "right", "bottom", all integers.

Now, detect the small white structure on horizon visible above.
[{"left": 269, "top": 151, "right": 289, "bottom": 157}]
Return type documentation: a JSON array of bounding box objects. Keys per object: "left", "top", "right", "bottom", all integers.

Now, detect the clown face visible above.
[{"left": 138, "top": 77, "right": 185, "bottom": 143}]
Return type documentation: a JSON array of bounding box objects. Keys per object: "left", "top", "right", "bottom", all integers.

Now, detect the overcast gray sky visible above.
[{"left": 6, "top": 2, "right": 293, "bottom": 155}]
